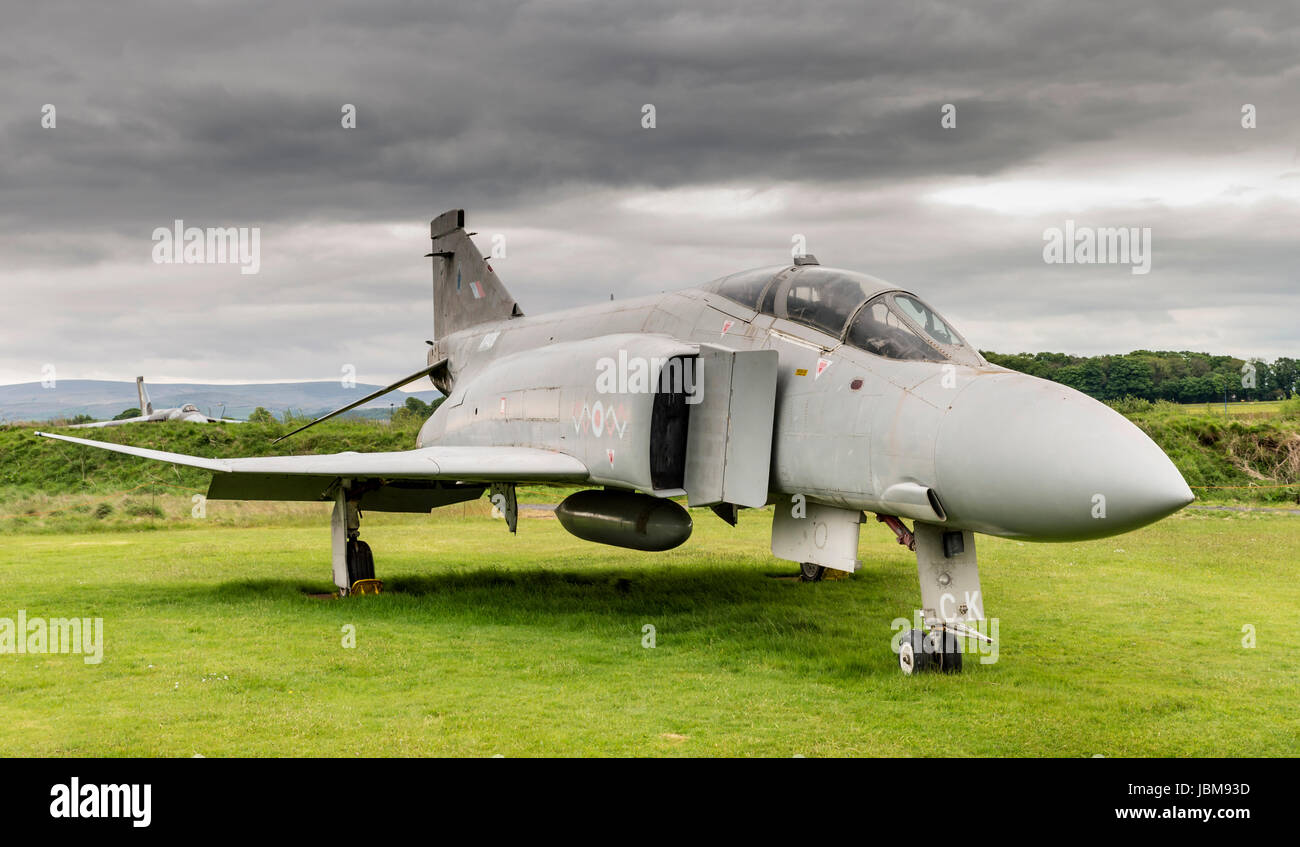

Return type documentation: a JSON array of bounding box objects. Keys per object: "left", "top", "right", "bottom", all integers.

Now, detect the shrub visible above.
[
  {"left": 1107, "top": 396, "right": 1153, "bottom": 415},
  {"left": 124, "top": 501, "right": 164, "bottom": 518}
]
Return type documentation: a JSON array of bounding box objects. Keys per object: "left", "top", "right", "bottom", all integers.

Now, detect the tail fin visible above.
[
  {"left": 136, "top": 376, "right": 153, "bottom": 415},
  {"left": 428, "top": 209, "right": 522, "bottom": 339}
]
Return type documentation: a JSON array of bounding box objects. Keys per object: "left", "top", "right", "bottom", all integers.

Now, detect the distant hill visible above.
[{"left": 0, "top": 380, "right": 444, "bottom": 423}]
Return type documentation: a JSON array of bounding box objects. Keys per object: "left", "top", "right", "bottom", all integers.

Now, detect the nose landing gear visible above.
[
  {"left": 881, "top": 517, "right": 992, "bottom": 674},
  {"left": 897, "top": 627, "right": 962, "bottom": 674}
]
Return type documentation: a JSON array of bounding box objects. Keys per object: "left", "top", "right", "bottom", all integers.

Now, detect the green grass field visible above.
[
  {"left": 1, "top": 503, "right": 1295, "bottom": 757},
  {"left": 1176, "top": 400, "right": 1289, "bottom": 418}
]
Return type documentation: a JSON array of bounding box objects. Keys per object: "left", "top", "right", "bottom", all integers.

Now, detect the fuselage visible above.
[
  {"left": 69, "top": 403, "right": 211, "bottom": 428},
  {"left": 419, "top": 263, "right": 1193, "bottom": 542},
  {"left": 151, "top": 404, "right": 209, "bottom": 423}
]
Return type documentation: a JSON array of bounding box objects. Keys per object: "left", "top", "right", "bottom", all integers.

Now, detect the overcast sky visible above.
[{"left": 2, "top": 1, "right": 1297, "bottom": 387}]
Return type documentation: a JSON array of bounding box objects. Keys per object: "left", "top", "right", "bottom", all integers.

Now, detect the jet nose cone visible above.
[{"left": 935, "top": 373, "right": 1194, "bottom": 540}]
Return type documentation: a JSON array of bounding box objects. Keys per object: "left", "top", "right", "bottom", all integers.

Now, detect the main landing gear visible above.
[
  {"left": 326, "top": 479, "right": 500, "bottom": 596},
  {"left": 332, "top": 483, "right": 381, "bottom": 596},
  {"left": 799, "top": 562, "right": 827, "bottom": 582},
  {"left": 768, "top": 494, "right": 864, "bottom": 582}
]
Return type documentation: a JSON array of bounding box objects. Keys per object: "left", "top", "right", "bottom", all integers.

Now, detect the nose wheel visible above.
[
  {"left": 898, "top": 629, "right": 930, "bottom": 674},
  {"left": 898, "top": 628, "right": 962, "bottom": 674}
]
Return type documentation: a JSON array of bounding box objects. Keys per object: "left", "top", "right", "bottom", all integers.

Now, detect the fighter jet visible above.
[
  {"left": 67, "top": 376, "right": 243, "bottom": 428},
  {"left": 37, "top": 209, "right": 1194, "bottom": 672}
]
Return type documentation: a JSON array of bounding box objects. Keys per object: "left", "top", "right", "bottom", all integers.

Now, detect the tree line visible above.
[{"left": 980, "top": 350, "right": 1298, "bottom": 403}]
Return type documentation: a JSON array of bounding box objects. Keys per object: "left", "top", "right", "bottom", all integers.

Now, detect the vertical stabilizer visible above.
[
  {"left": 428, "top": 210, "right": 521, "bottom": 339},
  {"left": 136, "top": 376, "right": 153, "bottom": 415}
]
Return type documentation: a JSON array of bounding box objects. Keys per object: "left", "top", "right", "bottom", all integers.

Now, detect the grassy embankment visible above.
[
  {"left": 1114, "top": 397, "right": 1300, "bottom": 505},
  {"left": 2, "top": 398, "right": 1298, "bottom": 533}
]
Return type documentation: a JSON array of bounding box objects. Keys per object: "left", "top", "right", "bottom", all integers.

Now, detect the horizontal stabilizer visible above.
[{"left": 273, "top": 359, "right": 447, "bottom": 443}]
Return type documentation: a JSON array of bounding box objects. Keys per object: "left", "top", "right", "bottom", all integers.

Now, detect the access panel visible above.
[{"left": 683, "top": 346, "right": 779, "bottom": 509}]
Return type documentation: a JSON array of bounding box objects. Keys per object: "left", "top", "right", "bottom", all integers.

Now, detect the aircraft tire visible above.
[
  {"left": 347, "top": 539, "right": 375, "bottom": 583},
  {"left": 899, "top": 629, "right": 932, "bottom": 674},
  {"left": 936, "top": 629, "right": 962, "bottom": 673},
  {"left": 799, "top": 562, "right": 827, "bottom": 582}
]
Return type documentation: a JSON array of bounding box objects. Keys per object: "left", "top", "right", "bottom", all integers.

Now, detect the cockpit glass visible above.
[
  {"left": 711, "top": 268, "right": 777, "bottom": 310},
  {"left": 846, "top": 297, "right": 948, "bottom": 362},
  {"left": 778, "top": 268, "right": 892, "bottom": 337},
  {"left": 892, "top": 293, "right": 963, "bottom": 347},
  {"left": 782, "top": 275, "right": 869, "bottom": 336},
  {"left": 709, "top": 265, "right": 978, "bottom": 364}
]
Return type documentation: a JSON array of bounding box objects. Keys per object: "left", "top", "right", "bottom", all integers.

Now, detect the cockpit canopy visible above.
[{"left": 704, "top": 264, "right": 981, "bottom": 366}]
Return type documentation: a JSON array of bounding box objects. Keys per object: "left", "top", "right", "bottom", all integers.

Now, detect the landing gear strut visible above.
[{"left": 332, "top": 482, "right": 381, "bottom": 596}]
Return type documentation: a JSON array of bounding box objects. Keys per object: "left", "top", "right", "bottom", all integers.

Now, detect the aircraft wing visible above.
[
  {"left": 34, "top": 431, "right": 590, "bottom": 508},
  {"left": 67, "top": 416, "right": 151, "bottom": 429}
]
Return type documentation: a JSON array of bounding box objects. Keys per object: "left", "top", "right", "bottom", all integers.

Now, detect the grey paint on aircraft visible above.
[{"left": 37, "top": 210, "right": 1194, "bottom": 667}]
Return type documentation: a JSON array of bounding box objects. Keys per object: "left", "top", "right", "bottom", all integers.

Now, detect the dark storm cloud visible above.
[
  {"left": 5, "top": 0, "right": 1295, "bottom": 229},
  {"left": 1, "top": 0, "right": 1297, "bottom": 383}
]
